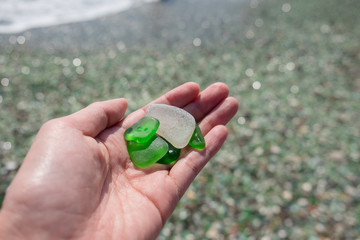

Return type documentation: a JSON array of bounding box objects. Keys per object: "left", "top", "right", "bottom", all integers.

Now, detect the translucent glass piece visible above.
[
  {"left": 188, "top": 124, "right": 206, "bottom": 150},
  {"left": 127, "top": 135, "right": 168, "bottom": 168},
  {"left": 124, "top": 116, "right": 159, "bottom": 143},
  {"left": 157, "top": 142, "right": 181, "bottom": 165},
  {"left": 146, "top": 104, "right": 195, "bottom": 148}
]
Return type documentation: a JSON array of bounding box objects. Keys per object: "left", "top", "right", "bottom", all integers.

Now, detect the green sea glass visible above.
[
  {"left": 127, "top": 135, "right": 169, "bottom": 168},
  {"left": 125, "top": 105, "right": 207, "bottom": 168},
  {"left": 157, "top": 142, "right": 181, "bottom": 165},
  {"left": 124, "top": 116, "right": 159, "bottom": 143},
  {"left": 188, "top": 124, "right": 206, "bottom": 150}
]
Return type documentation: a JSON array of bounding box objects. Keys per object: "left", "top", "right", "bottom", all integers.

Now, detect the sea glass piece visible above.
[
  {"left": 146, "top": 104, "right": 196, "bottom": 148},
  {"left": 188, "top": 124, "right": 206, "bottom": 150},
  {"left": 157, "top": 142, "right": 181, "bottom": 165},
  {"left": 127, "top": 135, "right": 168, "bottom": 168},
  {"left": 124, "top": 116, "right": 159, "bottom": 143}
]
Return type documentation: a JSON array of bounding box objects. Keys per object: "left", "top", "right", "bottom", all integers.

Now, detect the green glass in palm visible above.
[
  {"left": 124, "top": 116, "right": 159, "bottom": 143},
  {"left": 188, "top": 124, "right": 205, "bottom": 150},
  {"left": 157, "top": 142, "right": 181, "bottom": 165},
  {"left": 127, "top": 135, "right": 169, "bottom": 168}
]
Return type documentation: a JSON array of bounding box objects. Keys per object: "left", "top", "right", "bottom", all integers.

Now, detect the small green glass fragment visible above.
[
  {"left": 127, "top": 135, "right": 169, "bottom": 168},
  {"left": 188, "top": 124, "right": 205, "bottom": 150},
  {"left": 157, "top": 142, "right": 181, "bottom": 165},
  {"left": 124, "top": 116, "right": 160, "bottom": 143}
]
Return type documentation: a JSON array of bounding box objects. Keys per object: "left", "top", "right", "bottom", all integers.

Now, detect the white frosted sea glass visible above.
[{"left": 146, "top": 104, "right": 196, "bottom": 148}]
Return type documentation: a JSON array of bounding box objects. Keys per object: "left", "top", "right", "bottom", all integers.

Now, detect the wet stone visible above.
[
  {"left": 124, "top": 116, "right": 159, "bottom": 143},
  {"left": 127, "top": 135, "right": 169, "bottom": 168},
  {"left": 188, "top": 124, "right": 206, "bottom": 150},
  {"left": 146, "top": 104, "right": 196, "bottom": 148}
]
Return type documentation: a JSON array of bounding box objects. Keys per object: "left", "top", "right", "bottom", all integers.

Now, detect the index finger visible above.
[
  {"left": 142, "top": 82, "right": 201, "bottom": 110},
  {"left": 67, "top": 98, "right": 128, "bottom": 137}
]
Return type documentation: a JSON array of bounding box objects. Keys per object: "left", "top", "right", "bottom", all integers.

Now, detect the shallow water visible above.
[
  {"left": 0, "top": 0, "right": 250, "bottom": 52},
  {"left": 0, "top": 0, "right": 156, "bottom": 33}
]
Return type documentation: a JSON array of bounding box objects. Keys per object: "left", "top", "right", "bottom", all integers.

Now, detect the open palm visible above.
[{"left": 0, "top": 82, "right": 238, "bottom": 240}]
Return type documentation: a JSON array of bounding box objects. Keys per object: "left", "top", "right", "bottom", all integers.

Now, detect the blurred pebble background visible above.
[{"left": 0, "top": 0, "right": 360, "bottom": 239}]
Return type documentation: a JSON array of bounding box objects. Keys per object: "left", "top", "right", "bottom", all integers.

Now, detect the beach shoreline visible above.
[
  {"left": 1, "top": 0, "right": 360, "bottom": 238},
  {"left": 0, "top": 0, "right": 249, "bottom": 53}
]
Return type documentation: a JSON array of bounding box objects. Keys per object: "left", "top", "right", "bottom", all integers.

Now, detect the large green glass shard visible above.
[
  {"left": 157, "top": 142, "right": 181, "bottom": 165},
  {"left": 124, "top": 116, "right": 160, "bottom": 143},
  {"left": 127, "top": 135, "right": 169, "bottom": 168},
  {"left": 188, "top": 124, "right": 205, "bottom": 150}
]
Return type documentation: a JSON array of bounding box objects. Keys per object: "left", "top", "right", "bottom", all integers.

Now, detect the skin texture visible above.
[{"left": 0, "top": 82, "right": 238, "bottom": 240}]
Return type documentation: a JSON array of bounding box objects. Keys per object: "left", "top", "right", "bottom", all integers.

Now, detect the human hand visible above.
[{"left": 0, "top": 82, "right": 238, "bottom": 240}]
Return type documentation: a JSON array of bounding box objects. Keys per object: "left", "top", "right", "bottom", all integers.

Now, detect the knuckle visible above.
[{"left": 40, "top": 118, "right": 68, "bottom": 132}]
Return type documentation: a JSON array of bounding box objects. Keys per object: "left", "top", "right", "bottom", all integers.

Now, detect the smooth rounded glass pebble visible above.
[
  {"left": 146, "top": 104, "right": 196, "bottom": 148},
  {"left": 188, "top": 124, "right": 206, "bottom": 150},
  {"left": 127, "top": 135, "right": 169, "bottom": 168},
  {"left": 124, "top": 116, "right": 159, "bottom": 143},
  {"left": 157, "top": 142, "right": 181, "bottom": 165}
]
